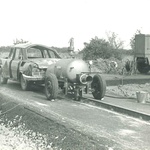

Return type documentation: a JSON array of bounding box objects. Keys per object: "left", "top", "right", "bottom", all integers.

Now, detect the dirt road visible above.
[{"left": 0, "top": 81, "right": 150, "bottom": 150}]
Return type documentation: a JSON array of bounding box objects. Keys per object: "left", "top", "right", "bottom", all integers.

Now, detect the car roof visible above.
[
  {"left": 12, "top": 43, "right": 61, "bottom": 58},
  {"left": 12, "top": 43, "right": 55, "bottom": 51}
]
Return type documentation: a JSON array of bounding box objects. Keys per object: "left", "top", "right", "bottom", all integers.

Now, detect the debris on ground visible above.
[
  {"left": 107, "top": 83, "right": 150, "bottom": 100},
  {"left": 0, "top": 116, "right": 53, "bottom": 150}
]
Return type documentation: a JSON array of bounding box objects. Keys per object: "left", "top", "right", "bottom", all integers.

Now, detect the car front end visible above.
[{"left": 21, "top": 58, "right": 60, "bottom": 83}]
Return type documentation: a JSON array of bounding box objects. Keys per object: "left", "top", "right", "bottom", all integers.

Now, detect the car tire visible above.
[
  {"left": 91, "top": 74, "right": 106, "bottom": 100},
  {"left": 0, "top": 69, "right": 8, "bottom": 84},
  {"left": 137, "top": 63, "right": 149, "bottom": 74},
  {"left": 45, "top": 73, "right": 58, "bottom": 100},
  {"left": 136, "top": 58, "right": 150, "bottom": 74},
  {"left": 20, "top": 74, "right": 30, "bottom": 91}
]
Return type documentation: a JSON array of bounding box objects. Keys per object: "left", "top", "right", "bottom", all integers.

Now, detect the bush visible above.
[
  {"left": 81, "top": 37, "right": 123, "bottom": 60},
  {"left": 82, "top": 38, "right": 111, "bottom": 60}
]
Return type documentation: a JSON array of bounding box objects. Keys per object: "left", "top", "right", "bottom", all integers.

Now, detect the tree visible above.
[
  {"left": 13, "top": 39, "right": 29, "bottom": 45},
  {"left": 82, "top": 36, "right": 112, "bottom": 60},
  {"left": 106, "top": 31, "right": 124, "bottom": 50},
  {"left": 130, "top": 29, "right": 141, "bottom": 50}
]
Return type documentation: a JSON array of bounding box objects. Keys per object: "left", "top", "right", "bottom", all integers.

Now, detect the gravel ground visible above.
[
  {"left": 0, "top": 82, "right": 150, "bottom": 149},
  {"left": 0, "top": 96, "right": 110, "bottom": 150},
  {"left": 107, "top": 83, "right": 150, "bottom": 101},
  {"left": 0, "top": 104, "right": 54, "bottom": 150},
  {"left": 0, "top": 83, "right": 149, "bottom": 150},
  {"left": 0, "top": 83, "right": 150, "bottom": 150},
  {"left": 0, "top": 118, "right": 52, "bottom": 150}
]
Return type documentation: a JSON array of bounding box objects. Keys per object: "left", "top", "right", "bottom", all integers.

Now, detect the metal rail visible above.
[
  {"left": 58, "top": 93, "right": 150, "bottom": 122},
  {"left": 81, "top": 96, "right": 150, "bottom": 121}
]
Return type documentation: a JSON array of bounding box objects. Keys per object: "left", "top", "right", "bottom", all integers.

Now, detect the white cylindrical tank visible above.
[{"left": 47, "top": 59, "right": 89, "bottom": 82}]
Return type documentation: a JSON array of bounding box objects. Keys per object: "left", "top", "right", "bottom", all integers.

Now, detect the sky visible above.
[{"left": 0, "top": 0, "right": 150, "bottom": 50}]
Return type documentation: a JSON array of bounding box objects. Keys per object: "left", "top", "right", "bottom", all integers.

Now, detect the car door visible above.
[
  {"left": 1, "top": 48, "right": 14, "bottom": 78},
  {"left": 10, "top": 48, "right": 23, "bottom": 80}
]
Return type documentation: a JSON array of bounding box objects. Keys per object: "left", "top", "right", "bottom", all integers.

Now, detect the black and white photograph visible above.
[{"left": 0, "top": 0, "right": 150, "bottom": 149}]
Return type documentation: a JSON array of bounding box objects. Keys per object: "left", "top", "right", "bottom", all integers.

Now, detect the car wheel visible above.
[
  {"left": 137, "top": 63, "right": 149, "bottom": 74},
  {"left": 45, "top": 73, "right": 58, "bottom": 100},
  {"left": 20, "top": 74, "right": 30, "bottom": 90},
  {"left": 136, "top": 58, "right": 150, "bottom": 74},
  {"left": 0, "top": 69, "right": 8, "bottom": 84},
  {"left": 91, "top": 74, "right": 106, "bottom": 100}
]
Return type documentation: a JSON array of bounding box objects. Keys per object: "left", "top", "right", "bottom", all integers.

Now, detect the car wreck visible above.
[{"left": 0, "top": 43, "right": 106, "bottom": 100}]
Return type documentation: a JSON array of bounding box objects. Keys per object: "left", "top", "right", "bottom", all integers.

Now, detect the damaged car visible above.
[{"left": 0, "top": 43, "right": 61, "bottom": 90}]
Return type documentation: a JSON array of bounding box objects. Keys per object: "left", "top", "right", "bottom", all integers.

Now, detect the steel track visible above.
[{"left": 57, "top": 93, "right": 150, "bottom": 121}]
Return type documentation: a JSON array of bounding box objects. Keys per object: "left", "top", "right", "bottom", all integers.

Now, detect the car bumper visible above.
[{"left": 22, "top": 74, "right": 44, "bottom": 81}]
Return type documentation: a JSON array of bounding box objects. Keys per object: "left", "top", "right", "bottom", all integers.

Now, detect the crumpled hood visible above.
[{"left": 29, "top": 58, "right": 61, "bottom": 69}]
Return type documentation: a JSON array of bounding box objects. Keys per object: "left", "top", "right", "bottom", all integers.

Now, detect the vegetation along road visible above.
[{"left": 0, "top": 80, "right": 150, "bottom": 150}]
